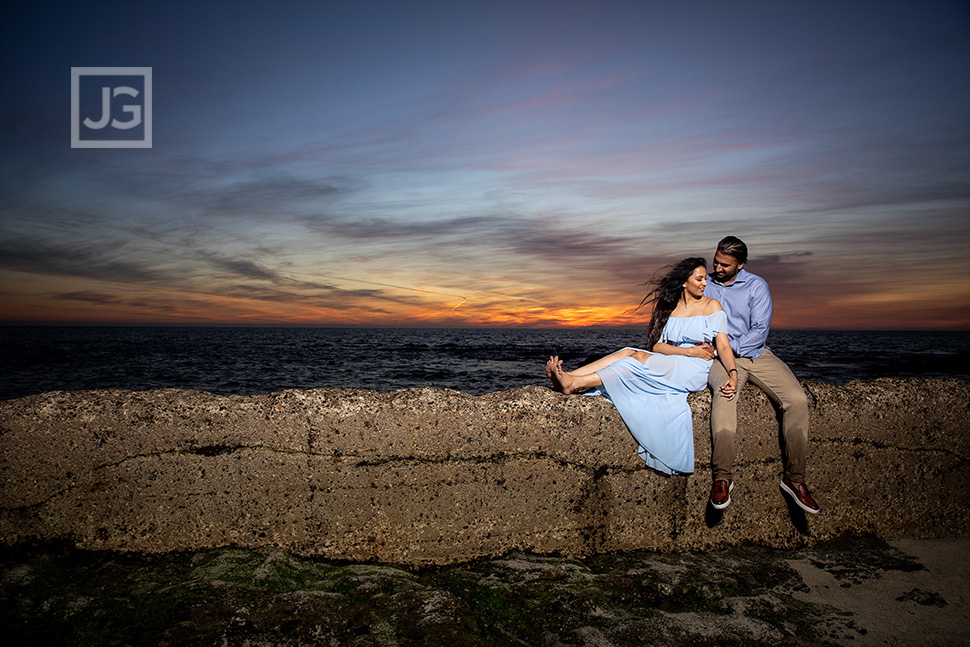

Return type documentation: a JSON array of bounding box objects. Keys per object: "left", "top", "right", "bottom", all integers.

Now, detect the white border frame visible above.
[{"left": 71, "top": 67, "right": 152, "bottom": 148}]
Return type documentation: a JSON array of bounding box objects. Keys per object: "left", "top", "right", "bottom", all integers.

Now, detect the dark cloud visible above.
[
  {"left": 53, "top": 291, "right": 170, "bottom": 311},
  {"left": 297, "top": 213, "right": 507, "bottom": 240},
  {"left": 745, "top": 252, "right": 814, "bottom": 288},
  {"left": 300, "top": 211, "right": 635, "bottom": 258},
  {"left": 197, "top": 175, "right": 359, "bottom": 218},
  {"left": 204, "top": 256, "right": 285, "bottom": 283},
  {"left": 0, "top": 236, "right": 170, "bottom": 284},
  {"left": 55, "top": 291, "right": 128, "bottom": 305}
]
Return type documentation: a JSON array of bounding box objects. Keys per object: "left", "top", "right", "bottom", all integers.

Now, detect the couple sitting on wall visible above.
[{"left": 546, "top": 236, "right": 819, "bottom": 515}]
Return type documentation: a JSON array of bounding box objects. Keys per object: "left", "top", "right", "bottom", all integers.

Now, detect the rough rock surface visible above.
[{"left": 1, "top": 378, "right": 968, "bottom": 565}]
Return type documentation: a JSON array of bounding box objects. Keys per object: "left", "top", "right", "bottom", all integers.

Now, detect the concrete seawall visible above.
[{"left": 1, "top": 378, "right": 967, "bottom": 566}]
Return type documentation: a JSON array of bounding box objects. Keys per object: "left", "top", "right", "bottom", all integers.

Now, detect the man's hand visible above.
[
  {"left": 688, "top": 342, "right": 715, "bottom": 360},
  {"left": 719, "top": 374, "right": 738, "bottom": 400}
]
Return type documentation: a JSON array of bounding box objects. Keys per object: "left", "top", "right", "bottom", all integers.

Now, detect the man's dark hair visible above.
[{"left": 716, "top": 236, "right": 748, "bottom": 264}]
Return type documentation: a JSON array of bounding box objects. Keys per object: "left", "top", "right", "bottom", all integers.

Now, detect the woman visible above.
[{"left": 546, "top": 258, "right": 738, "bottom": 475}]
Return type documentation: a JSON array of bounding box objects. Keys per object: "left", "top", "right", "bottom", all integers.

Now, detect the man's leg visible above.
[
  {"left": 708, "top": 358, "right": 750, "bottom": 508},
  {"left": 744, "top": 349, "right": 808, "bottom": 483},
  {"left": 746, "top": 349, "right": 819, "bottom": 513}
]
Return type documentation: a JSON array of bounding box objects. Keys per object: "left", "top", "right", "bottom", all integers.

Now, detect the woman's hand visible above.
[
  {"left": 687, "top": 342, "right": 715, "bottom": 360},
  {"left": 718, "top": 373, "right": 738, "bottom": 400}
]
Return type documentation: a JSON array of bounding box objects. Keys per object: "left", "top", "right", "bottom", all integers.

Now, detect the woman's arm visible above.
[
  {"left": 714, "top": 331, "right": 738, "bottom": 399},
  {"left": 652, "top": 341, "right": 715, "bottom": 360}
]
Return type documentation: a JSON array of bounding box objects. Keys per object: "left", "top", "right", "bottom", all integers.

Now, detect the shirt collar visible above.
[{"left": 710, "top": 267, "right": 750, "bottom": 287}]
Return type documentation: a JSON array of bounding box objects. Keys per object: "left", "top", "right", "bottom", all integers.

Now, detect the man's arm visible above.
[
  {"left": 714, "top": 331, "right": 738, "bottom": 399},
  {"left": 734, "top": 279, "right": 772, "bottom": 357}
]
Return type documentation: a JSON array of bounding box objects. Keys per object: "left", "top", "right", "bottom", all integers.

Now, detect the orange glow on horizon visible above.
[
  {"left": 2, "top": 270, "right": 969, "bottom": 330},
  {"left": 4, "top": 295, "right": 969, "bottom": 330}
]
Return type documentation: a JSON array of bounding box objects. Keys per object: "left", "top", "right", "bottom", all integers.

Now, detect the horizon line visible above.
[{"left": 2, "top": 321, "right": 968, "bottom": 333}]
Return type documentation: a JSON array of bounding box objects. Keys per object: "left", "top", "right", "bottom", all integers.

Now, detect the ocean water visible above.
[{"left": 1, "top": 326, "right": 968, "bottom": 401}]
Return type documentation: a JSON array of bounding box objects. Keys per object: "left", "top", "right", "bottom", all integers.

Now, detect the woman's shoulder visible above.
[{"left": 702, "top": 297, "right": 723, "bottom": 315}]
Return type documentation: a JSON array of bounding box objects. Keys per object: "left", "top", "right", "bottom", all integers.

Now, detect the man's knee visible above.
[
  {"left": 708, "top": 366, "right": 728, "bottom": 389},
  {"left": 782, "top": 386, "right": 808, "bottom": 413}
]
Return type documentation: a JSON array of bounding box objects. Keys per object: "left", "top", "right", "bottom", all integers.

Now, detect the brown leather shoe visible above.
[
  {"left": 780, "top": 477, "right": 820, "bottom": 514},
  {"left": 710, "top": 479, "right": 733, "bottom": 510}
]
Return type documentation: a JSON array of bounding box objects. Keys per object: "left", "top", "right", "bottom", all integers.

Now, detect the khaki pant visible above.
[{"left": 708, "top": 348, "right": 809, "bottom": 483}]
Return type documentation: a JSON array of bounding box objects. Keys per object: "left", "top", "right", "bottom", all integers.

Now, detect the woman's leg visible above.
[
  {"left": 569, "top": 348, "right": 639, "bottom": 375},
  {"left": 546, "top": 356, "right": 601, "bottom": 393},
  {"left": 546, "top": 348, "right": 643, "bottom": 394}
]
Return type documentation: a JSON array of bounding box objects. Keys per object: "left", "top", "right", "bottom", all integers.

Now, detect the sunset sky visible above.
[{"left": 1, "top": 0, "right": 968, "bottom": 329}]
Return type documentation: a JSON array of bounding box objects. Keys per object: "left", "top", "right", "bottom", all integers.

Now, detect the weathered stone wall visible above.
[{"left": 1, "top": 378, "right": 967, "bottom": 565}]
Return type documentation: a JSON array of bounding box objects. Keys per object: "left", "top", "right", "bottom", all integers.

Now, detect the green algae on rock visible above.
[{"left": 3, "top": 538, "right": 926, "bottom": 647}]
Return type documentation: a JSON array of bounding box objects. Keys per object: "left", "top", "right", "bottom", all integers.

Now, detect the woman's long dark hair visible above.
[{"left": 636, "top": 257, "right": 707, "bottom": 349}]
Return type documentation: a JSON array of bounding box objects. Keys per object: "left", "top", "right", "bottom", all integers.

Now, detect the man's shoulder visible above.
[{"left": 738, "top": 269, "right": 770, "bottom": 289}]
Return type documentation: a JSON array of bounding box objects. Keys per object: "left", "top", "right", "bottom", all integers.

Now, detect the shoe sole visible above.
[
  {"left": 710, "top": 481, "right": 733, "bottom": 510},
  {"left": 779, "top": 480, "right": 820, "bottom": 514}
]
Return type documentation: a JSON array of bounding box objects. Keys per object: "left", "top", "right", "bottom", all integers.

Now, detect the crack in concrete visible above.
[
  {"left": 7, "top": 435, "right": 965, "bottom": 514},
  {"left": 2, "top": 446, "right": 637, "bottom": 512}
]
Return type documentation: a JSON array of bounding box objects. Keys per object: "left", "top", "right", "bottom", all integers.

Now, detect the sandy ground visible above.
[{"left": 787, "top": 538, "right": 970, "bottom": 646}]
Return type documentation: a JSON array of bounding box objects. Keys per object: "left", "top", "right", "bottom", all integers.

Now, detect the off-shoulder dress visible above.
[{"left": 589, "top": 311, "right": 726, "bottom": 475}]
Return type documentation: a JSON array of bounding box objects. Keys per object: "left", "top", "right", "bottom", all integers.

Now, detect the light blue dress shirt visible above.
[{"left": 704, "top": 268, "right": 772, "bottom": 359}]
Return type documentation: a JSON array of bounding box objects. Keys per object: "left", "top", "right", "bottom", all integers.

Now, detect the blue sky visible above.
[{"left": 1, "top": 0, "right": 968, "bottom": 328}]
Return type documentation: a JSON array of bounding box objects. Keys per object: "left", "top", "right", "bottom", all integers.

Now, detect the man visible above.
[{"left": 702, "top": 236, "right": 819, "bottom": 514}]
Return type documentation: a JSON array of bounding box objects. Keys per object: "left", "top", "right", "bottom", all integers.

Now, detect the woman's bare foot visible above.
[
  {"left": 546, "top": 356, "right": 566, "bottom": 392},
  {"left": 545, "top": 355, "right": 556, "bottom": 379},
  {"left": 553, "top": 360, "right": 581, "bottom": 394}
]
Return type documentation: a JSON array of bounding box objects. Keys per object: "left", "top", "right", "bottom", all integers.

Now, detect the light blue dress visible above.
[{"left": 589, "top": 311, "right": 726, "bottom": 475}]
